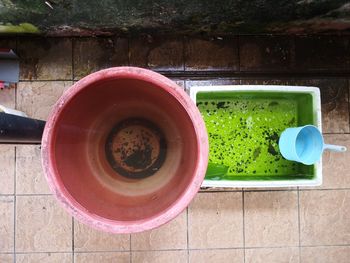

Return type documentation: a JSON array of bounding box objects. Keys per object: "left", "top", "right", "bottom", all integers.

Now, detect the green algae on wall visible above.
[
  {"left": 0, "top": 0, "right": 350, "bottom": 35},
  {"left": 0, "top": 23, "right": 40, "bottom": 34}
]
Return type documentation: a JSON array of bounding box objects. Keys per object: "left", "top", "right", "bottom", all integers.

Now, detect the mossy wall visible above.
[{"left": 0, "top": 0, "right": 349, "bottom": 35}]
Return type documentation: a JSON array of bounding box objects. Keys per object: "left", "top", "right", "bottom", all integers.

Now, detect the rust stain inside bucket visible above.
[{"left": 105, "top": 118, "right": 167, "bottom": 179}]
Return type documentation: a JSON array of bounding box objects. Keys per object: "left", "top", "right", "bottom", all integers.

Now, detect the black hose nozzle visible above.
[{"left": 0, "top": 112, "right": 45, "bottom": 144}]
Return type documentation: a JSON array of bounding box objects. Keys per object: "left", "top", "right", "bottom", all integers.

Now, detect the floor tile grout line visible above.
[
  {"left": 186, "top": 207, "right": 190, "bottom": 263},
  {"left": 1, "top": 187, "right": 350, "bottom": 198},
  {"left": 16, "top": 72, "right": 350, "bottom": 82},
  {"left": 182, "top": 36, "right": 186, "bottom": 71},
  {"left": 348, "top": 79, "right": 350, "bottom": 132},
  {"left": 323, "top": 132, "right": 350, "bottom": 135},
  {"left": 242, "top": 191, "right": 246, "bottom": 263},
  {"left": 129, "top": 233, "right": 132, "bottom": 263},
  {"left": 12, "top": 76, "right": 17, "bottom": 254},
  {"left": 127, "top": 37, "right": 131, "bottom": 66},
  {"left": 291, "top": 35, "right": 296, "bottom": 70},
  {"left": 294, "top": 188, "right": 350, "bottom": 192},
  {"left": 207, "top": 188, "right": 350, "bottom": 193},
  {"left": 71, "top": 37, "right": 75, "bottom": 82},
  {"left": 199, "top": 190, "right": 243, "bottom": 193},
  {"left": 244, "top": 188, "right": 350, "bottom": 192},
  {"left": 14, "top": 250, "right": 131, "bottom": 255},
  {"left": 237, "top": 35, "right": 240, "bottom": 73},
  {"left": 0, "top": 193, "right": 53, "bottom": 196},
  {"left": 10, "top": 243, "right": 350, "bottom": 255},
  {"left": 2, "top": 187, "right": 350, "bottom": 197},
  {"left": 297, "top": 187, "right": 302, "bottom": 263},
  {"left": 71, "top": 37, "right": 75, "bottom": 263},
  {"left": 13, "top": 146, "right": 16, "bottom": 263},
  {"left": 299, "top": 243, "right": 350, "bottom": 248},
  {"left": 156, "top": 71, "right": 350, "bottom": 78},
  {"left": 246, "top": 244, "right": 350, "bottom": 249},
  {"left": 135, "top": 248, "right": 241, "bottom": 252},
  {"left": 13, "top": 146, "right": 17, "bottom": 263},
  {"left": 18, "top": 79, "right": 74, "bottom": 82},
  {"left": 72, "top": 218, "right": 75, "bottom": 263},
  {"left": 14, "top": 86, "right": 17, "bottom": 112},
  {"left": 11, "top": 109, "right": 16, "bottom": 260}
]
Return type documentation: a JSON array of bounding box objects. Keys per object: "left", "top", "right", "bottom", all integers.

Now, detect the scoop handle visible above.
[{"left": 324, "top": 144, "right": 347, "bottom": 152}]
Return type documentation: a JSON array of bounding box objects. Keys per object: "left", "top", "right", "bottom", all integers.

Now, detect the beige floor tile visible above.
[
  {"left": 185, "top": 37, "right": 238, "bottom": 71},
  {"left": 188, "top": 192, "right": 243, "bottom": 249},
  {"left": 131, "top": 210, "right": 187, "bottom": 250},
  {"left": 16, "top": 252, "right": 72, "bottom": 263},
  {"left": 0, "top": 88, "right": 16, "bottom": 195},
  {"left": 73, "top": 37, "right": 128, "bottom": 80},
  {"left": 244, "top": 191, "right": 299, "bottom": 247},
  {"left": 16, "top": 145, "right": 50, "bottom": 194},
  {"left": 320, "top": 134, "right": 350, "bottom": 189},
  {"left": 132, "top": 250, "right": 187, "bottom": 263},
  {"left": 0, "top": 146, "right": 15, "bottom": 194},
  {"left": 0, "top": 196, "right": 14, "bottom": 253},
  {"left": 245, "top": 247, "right": 299, "bottom": 263},
  {"left": 300, "top": 246, "right": 350, "bottom": 263},
  {"left": 301, "top": 134, "right": 350, "bottom": 190},
  {"left": 300, "top": 190, "right": 350, "bottom": 246},
  {"left": 16, "top": 196, "right": 72, "bottom": 252},
  {"left": 200, "top": 187, "right": 243, "bottom": 192},
  {"left": 17, "top": 37, "right": 72, "bottom": 80},
  {"left": 75, "top": 252, "right": 130, "bottom": 263},
  {"left": 0, "top": 254, "right": 13, "bottom": 263},
  {"left": 189, "top": 249, "right": 244, "bottom": 263},
  {"left": 0, "top": 87, "right": 16, "bottom": 108},
  {"left": 74, "top": 220, "right": 130, "bottom": 252},
  {"left": 243, "top": 187, "right": 298, "bottom": 191},
  {"left": 129, "top": 36, "right": 183, "bottom": 71},
  {"left": 239, "top": 36, "right": 293, "bottom": 72},
  {"left": 320, "top": 80, "right": 349, "bottom": 134},
  {"left": 295, "top": 79, "right": 349, "bottom": 133},
  {"left": 170, "top": 79, "right": 185, "bottom": 89},
  {"left": 17, "top": 81, "right": 72, "bottom": 120}
]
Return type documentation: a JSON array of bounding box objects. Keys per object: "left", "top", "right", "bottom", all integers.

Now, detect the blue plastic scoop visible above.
[{"left": 279, "top": 125, "right": 347, "bottom": 165}]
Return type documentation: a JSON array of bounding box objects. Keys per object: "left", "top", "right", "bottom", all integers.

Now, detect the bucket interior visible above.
[{"left": 51, "top": 77, "right": 199, "bottom": 222}]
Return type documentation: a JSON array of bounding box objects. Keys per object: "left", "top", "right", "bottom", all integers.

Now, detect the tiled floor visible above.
[{"left": 0, "top": 35, "right": 350, "bottom": 263}]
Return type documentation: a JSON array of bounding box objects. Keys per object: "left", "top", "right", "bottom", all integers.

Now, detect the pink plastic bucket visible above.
[{"left": 41, "top": 67, "right": 208, "bottom": 233}]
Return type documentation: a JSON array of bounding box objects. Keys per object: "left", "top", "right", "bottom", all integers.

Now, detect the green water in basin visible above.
[{"left": 197, "top": 91, "right": 315, "bottom": 181}]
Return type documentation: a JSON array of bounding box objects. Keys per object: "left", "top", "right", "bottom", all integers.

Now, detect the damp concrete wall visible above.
[{"left": 0, "top": 0, "right": 350, "bottom": 36}]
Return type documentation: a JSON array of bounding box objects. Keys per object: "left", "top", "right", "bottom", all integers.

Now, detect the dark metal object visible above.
[
  {"left": 0, "top": 49, "right": 19, "bottom": 88},
  {"left": 0, "top": 113, "right": 45, "bottom": 144}
]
